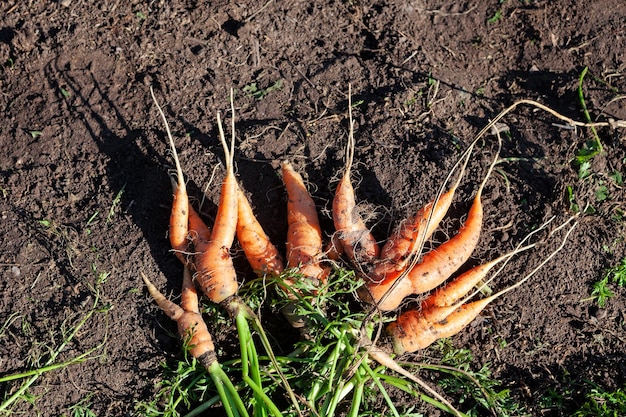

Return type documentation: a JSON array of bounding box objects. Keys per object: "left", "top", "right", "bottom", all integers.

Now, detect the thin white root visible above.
[{"left": 361, "top": 336, "right": 464, "bottom": 417}]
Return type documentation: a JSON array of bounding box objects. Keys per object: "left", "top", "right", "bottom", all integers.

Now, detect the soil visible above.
[{"left": 1, "top": 1, "right": 625, "bottom": 416}]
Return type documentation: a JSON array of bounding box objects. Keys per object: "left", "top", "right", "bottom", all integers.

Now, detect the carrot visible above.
[
  {"left": 236, "top": 185, "right": 285, "bottom": 277},
  {"left": 368, "top": 147, "right": 473, "bottom": 283},
  {"left": 332, "top": 86, "right": 380, "bottom": 264},
  {"left": 142, "top": 268, "right": 216, "bottom": 367},
  {"left": 150, "top": 87, "right": 189, "bottom": 266},
  {"left": 422, "top": 242, "right": 536, "bottom": 310},
  {"left": 388, "top": 296, "right": 495, "bottom": 354},
  {"left": 193, "top": 103, "right": 239, "bottom": 305},
  {"left": 187, "top": 205, "right": 211, "bottom": 252},
  {"left": 365, "top": 136, "right": 502, "bottom": 311},
  {"left": 142, "top": 268, "right": 249, "bottom": 417},
  {"left": 282, "top": 160, "right": 328, "bottom": 283},
  {"left": 152, "top": 89, "right": 303, "bottom": 415}
]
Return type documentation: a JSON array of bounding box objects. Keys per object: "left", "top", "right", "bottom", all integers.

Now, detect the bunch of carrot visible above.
[{"left": 143, "top": 86, "right": 581, "bottom": 416}]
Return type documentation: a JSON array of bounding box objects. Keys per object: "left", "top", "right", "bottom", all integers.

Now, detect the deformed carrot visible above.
[
  {"left": 236, "top": 186, "right": 285, "bottom": 277},
  {"left": 368, "top": 148, "right": 473, "bottom": 284},
  {"left": 388, "top": 216, "right": 578, "bottom": 353},
  {"left": 422, "top": 243, "right": 534, "bottom": 310},
  {"left": 142, "top": 268, "right": 250, "bottom": 416},
  {"left": 332, "top": 87, "right": 379, "bottom": 264},
  {"left": 187, "top": 205, "right": 211, "bottom": 252},
  {"left": 282, "top": 160, "right": 328, "bottom": 283},
  {"left": 151, "top": 87, "right": 189, "bottom": 266},
  {"left": 142, "top": 269, "right": 216, "bottom": 368}
]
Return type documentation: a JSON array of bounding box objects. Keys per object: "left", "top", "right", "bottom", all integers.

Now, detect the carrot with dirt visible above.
[
  {"left": 332, "top": 86, "right": 380, "bottom": 265},
  {"left": 192, "top": 107, "right": 240, "bottom": 304},
  {"left": 365, "top": 135, "right": 502, "bottom": 311},
  {"left": 388, "top": 216, "right": 578, "bottom": 353},
  {"left": 282, "top": 160, "right": 329, "bottom": 284},
  {"left": 142, "top": 268, "right": 249, "bottom": 417},
  {"left": 278, "top": 160, "right": 331, "bottom": 333},
  {"left": 188, "top": 205, "right": 211, "bottom": 251},
  {"left": 368, "top": 146, "right": 473, "bottom": 284},
  {"left": 236, "top": 186, "right": 285, "bottom": 277},
  {"left": 150, "top": 87, "right": 190, "bottom": 266}
]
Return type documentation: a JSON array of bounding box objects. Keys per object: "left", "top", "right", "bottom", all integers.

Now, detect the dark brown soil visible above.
[{"left": 1, "top": 1, "right": 625, "bottom": 416}]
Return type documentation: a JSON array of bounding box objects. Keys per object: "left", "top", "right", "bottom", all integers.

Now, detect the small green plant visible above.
[
  {"left": 565, "top": 185, "right": 580, "bottom": 213},
  {"left": 428, "top": 340, "right": 525, "bottom": 417},
  {"left": 584, "top": 257, "right": 626, "bottom": 307},
  {"left": 107, "top": 184, "right": 126, "bottom": 223},
  {"left": 539, "top": 387, "right": 566, "bottom": 411},
  {"left": 574, "top": 67, "right": 603, "bottom": 178},
  {"left": 605, "top": 257, "right": 626, "bottom": 287},
  {"left": 589, "top": 276, "right": 615, "bottom": 308},
  {"left": 487, "top": 9, "right": 503, "bottom": 24},
  {"left": 65, "top": 394, "right": 97, "bottom": 417},
  {"left": 60, "top": 86, "right": 72, "bottom": 98},
  {"left": 134, "top": 355, "right": 217, "bottom": 417},
  {"left": 573, "top": 383, "right": 626, "bottom": 417},
  {"left": 242, "top": 79, "right": 283, "bottom": 100}
]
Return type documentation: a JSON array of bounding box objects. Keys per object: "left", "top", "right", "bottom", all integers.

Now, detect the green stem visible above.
[
  {"left": 363, "top": 365, "right": 401, "bottom": 417},
  {"left": 241, "top": 306, "right": 304, "bottom": 416},
  {"left": 0, "top": 348, "right": 98, "bottom": 383},
  {"left": 578, "top": 66, "right": 603, "bottom": 153},
  {"left": 210, "top": 361, "right": 250, "bottom": 417},
  {"left": 243, "top": 376, "right": 283, "bottom": 417},
  {"left": 347, "top": 370, "right": 365, "bottom": 417}
]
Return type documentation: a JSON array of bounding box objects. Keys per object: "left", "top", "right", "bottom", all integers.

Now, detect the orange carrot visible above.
[
  {"left": 282, "top": 160, "right": 328, "bottom": 283},
  {"left": 366, "top": 182, "right": 483, "bottom": 311},
  {"left": 194, "top": 97, "right": 239, "bottom": 305},
  {"left": 236, "top": 186, "right": 285, "bottom": 277},
  {"left": 332, "top": 87, "right": 379, "bottom": 264},
  {"left": 142, "top": 268, "right": 251, "bottom": 416},
  {"left": 388, "top": 296, "right": 495, "bottom": 354},
  {"left": 368, "top": 148, "right": 472, "bottom": 284},
  {"left": 151, "top": 87, "right": 189, "bottom": 266},
  {"left": 422, "top": 243, "right": 534, "bottom": 310},
  {"left": 187, "top": 205, "right": 211, "bottom": 252},
  {"left": 142, "top": 268, "right": 217, "bottom": 368}
]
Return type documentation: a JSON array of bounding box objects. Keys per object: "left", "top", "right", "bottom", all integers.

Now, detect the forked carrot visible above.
[
  {"left": 388, "top": 216, "right": 578, "bottom": 353},
  {"left": 366, "top": 135, "right": 502, "bottom": 311},
  {"left": 142, "top": 268, "right": 216, "bottom": 367},
  {"left": 150, "top": 87, "right": 189, "bottom": 266},
  {"left": 368, "top": 146, "right": 473, "bottom": 283},
  {"left": 422, "top": 241, "right": 537, "bottom": 310},
  {"left": 388, "top": 296, "right": 495, "bottom": 354},
  {"left": 332, "top": 86, "right": 380, "bottom": 265},
  {"left": 236, "top": 186, "right": 285, "bottom": 277},
  {"left": 282, "top": 160, "right": 328, "bottom": 283},
  {"left": 204, "top": 94, "right": 303, "bottom": 415},
  {"left": 142, "top": 268, "right": 249, "bottom": 417}
]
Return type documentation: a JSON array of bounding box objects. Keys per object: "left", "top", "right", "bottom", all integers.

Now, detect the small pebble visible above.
[{"left": 11, "top": 266, "right": 21, "bottom": 277}]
